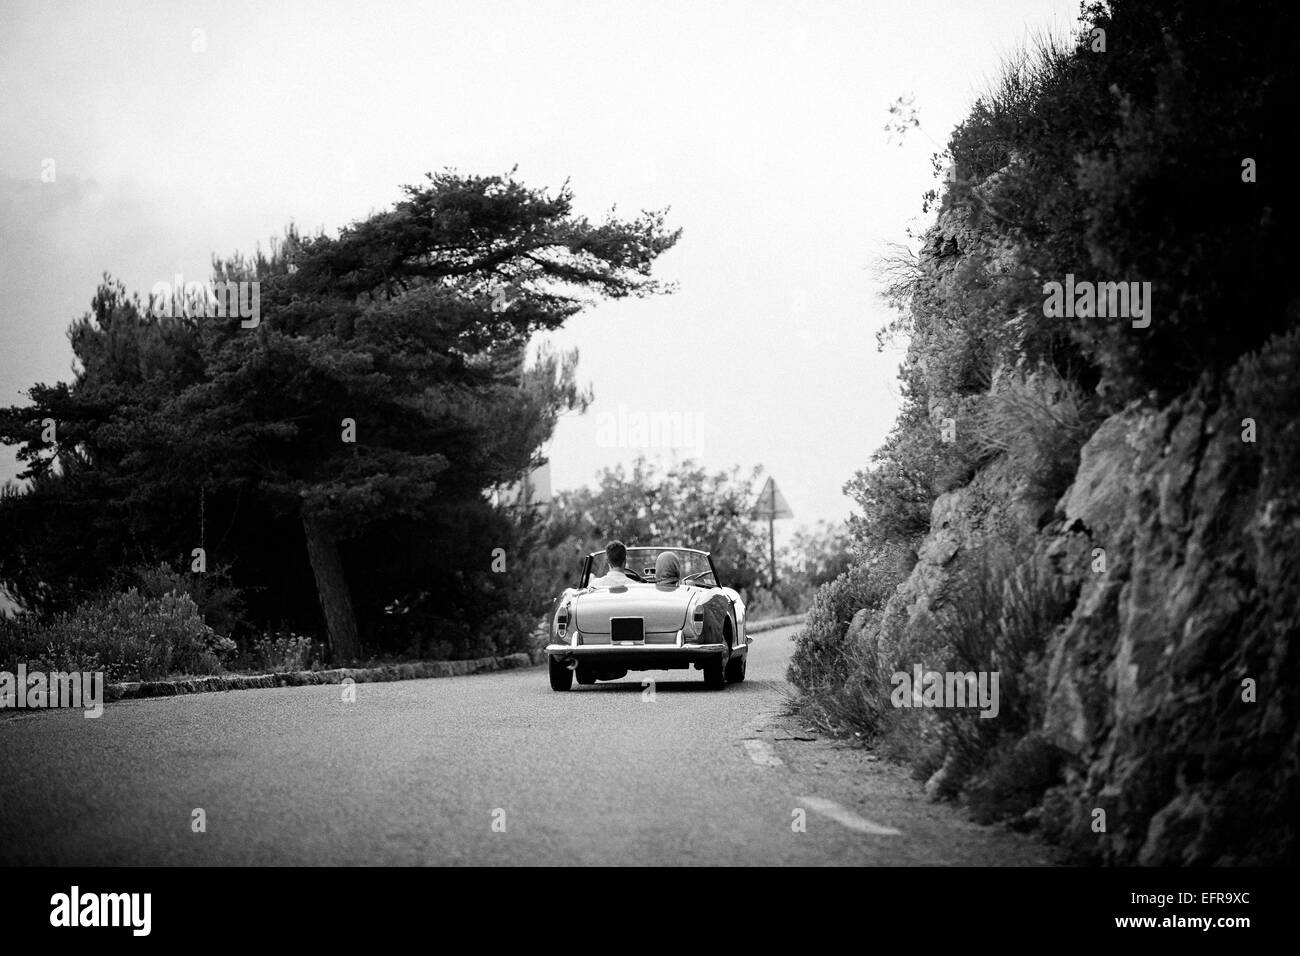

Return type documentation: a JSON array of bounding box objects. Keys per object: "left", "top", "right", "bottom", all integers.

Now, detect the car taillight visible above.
[
  {"left": 556, "top": 607, "right": 569, "bottom": 638},
  {"left": 689, "top": 606, "right": 704, "bottom": 638}
]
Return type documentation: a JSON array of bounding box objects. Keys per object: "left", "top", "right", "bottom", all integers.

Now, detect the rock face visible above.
[
  {"left": 875, "top": 449, "right": 1056, "bottom": 675},
  {"left": 873, "top": 372, "right": 1300, "bottom": 864},
  {"left": 846, "top": 149, "right": 1300, "bottom": 861},
  {"left": 1037, "top": 388, "right": 1299, "bottom": 864}
]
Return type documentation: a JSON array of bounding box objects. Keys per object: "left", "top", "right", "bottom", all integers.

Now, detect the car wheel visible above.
[
  {"left": 575, "top": 664, "right": 597, "bottom": 685},
  {"left": 702, "top": 655, "right": 726, "bottom": 690},
  {"left": 549, "top": 657, "right": 573, "bottom": 691},
  {"left": 724, "top": 651, "right": 746, "bottom": 684}
]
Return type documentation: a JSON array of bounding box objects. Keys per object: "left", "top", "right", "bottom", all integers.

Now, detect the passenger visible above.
[{"left": 654, "top": 551, "right": 681, "bottom": 589}]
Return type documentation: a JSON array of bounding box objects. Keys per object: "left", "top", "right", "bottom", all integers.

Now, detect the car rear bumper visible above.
[{"left": 545, "top": 642, "right": 734, "bottom": 671}]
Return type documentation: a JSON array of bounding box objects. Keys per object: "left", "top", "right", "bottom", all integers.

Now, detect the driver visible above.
[{"left": 591, "top": 540, "right": 636, "bottom": 587}]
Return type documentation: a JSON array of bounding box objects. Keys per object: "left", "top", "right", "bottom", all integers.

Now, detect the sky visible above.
[{"left": 0, "top": 0, "right": 1082, "bottom": 540}]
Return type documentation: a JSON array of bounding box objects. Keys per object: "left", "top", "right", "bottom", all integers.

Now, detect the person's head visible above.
[
  {"left": 654, "top": 551, "right": 680, "bottom": 587},
  {"left": 605, "top": 540, "right": 627, "bottom": 569}
]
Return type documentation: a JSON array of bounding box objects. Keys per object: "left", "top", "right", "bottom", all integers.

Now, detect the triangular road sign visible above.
[{"left": 751, "top": 476, "right": 793, "bottom": 520}]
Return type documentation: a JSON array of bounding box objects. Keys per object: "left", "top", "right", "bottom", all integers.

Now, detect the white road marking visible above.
[
  {"left": 742, "top": 738, "right": 784, "bottom": 767},
  {"left": 799, "top": 796, "right": 903, "bottom": 836}
]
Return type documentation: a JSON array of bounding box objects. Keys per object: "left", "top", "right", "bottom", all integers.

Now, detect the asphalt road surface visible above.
[{"left": 0, "top": 625, "right": 1052, "bottom": 865}]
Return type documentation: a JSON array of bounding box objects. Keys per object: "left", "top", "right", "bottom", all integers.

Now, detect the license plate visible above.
[{"left": 610, "top": 617, "right": 644, "bottom": 643}]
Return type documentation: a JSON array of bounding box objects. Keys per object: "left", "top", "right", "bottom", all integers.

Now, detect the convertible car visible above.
[{"left": 545, "top": 547, "right": 749, "bottom": 691}]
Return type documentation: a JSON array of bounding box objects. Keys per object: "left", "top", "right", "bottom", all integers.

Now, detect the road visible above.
[{"left": 0, "top": 625, "right": 1052, "bottom": 865}]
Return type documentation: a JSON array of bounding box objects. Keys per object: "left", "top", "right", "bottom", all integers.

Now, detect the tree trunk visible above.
[{"left": 301, "top": 512, "right": 359, "bottom": 662}]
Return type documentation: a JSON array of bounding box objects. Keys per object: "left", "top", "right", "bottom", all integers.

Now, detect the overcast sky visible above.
[{"left": 0, "top": 0, "right": 1080, "bottom": 536}]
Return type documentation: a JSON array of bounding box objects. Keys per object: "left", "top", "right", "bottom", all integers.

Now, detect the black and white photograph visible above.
[{"left": 0, "top": 0, "right": 1295, "bottom": 934}]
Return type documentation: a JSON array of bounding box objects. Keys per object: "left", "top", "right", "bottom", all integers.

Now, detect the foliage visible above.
[
  {"left": 251, "top": 631, "right": 319, "bottom": 673},
  {"left": 1228, "top": 326, "right": 1300, "bottom": 498},
  {"left": 0, "top": 170, "right": 679, "bottom": 661},
  {"left": 118, "top": 562, "right": 247, "bottom": 639},
  {"left": 936, "top": 1, "right": 1300, "bottom": 403},
  {"left": 842, "top": 361, "right": 956, "bottom": 554},
  {"left": 923, "top": 551, "right": 1073, "bottom": 801},
  {"left": 782, "top": 520, "right": 853, "bottom": 590},
  {"left": 785, "top": 545, "right": 911, "bottom": 733},
  {"left": 542, "top": 457, "right": 769, "bottom": 595},
  {"left": 0, "top": 588, "right": 237, "bottom": 682},
  {"left": 842, "top": 0, "right": 1299, "bottom": 570},
  {"left": 744, "top": 587, "right": 796, "bottom": 621},
  {"left": 967, "top": 366, "right": 1098, "bottom": 500},
  {"left": 850, "top": 0, "right": 1300, "bottom": 568},
  {"left": 796, "top": 4, "right": 1300, "bottom": 838}
]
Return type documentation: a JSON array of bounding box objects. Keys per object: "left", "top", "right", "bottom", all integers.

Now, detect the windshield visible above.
[{"left": 586, "top": 548, "right": 718, "bottom": 587}]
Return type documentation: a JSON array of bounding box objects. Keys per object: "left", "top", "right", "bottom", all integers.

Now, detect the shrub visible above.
[
  {"left": 0, "top": 588, "right": 237, "bottom": 682},
  {"left": 252, "top": 631, "right": 318, "bottom": 672},
  {"left": 121, "top": 562, "right": 246, "bottom": 638},
  {"left": 746, "top": 587, "right": 795, "bottom": 621},
  {"left": 967, "top": 366, "right": 1098, "bottom": 499},
  {"left": 786, "top": 546, "right": 911, "bottom": 734},
  {"left": 965, "top": 733, "right": 1071, "bottom": 826},
  {"left": 918, "top": 549, "right": 1073, "bottom": 806},
  {"left": 789, "top": 562, "right": 883, "bottom": 692},
  {"left": 1228, "top": 326, "right": 1300, "bottom": 497},
  {"left": 478, "top": 607, "right": 542, "bottom": 658},
  {"left": 790, "top": 611, "right": 894, "bottom": 737},
  {"left": 843, "top": 401, "right": 944, "bottom": 551},
  {"left": 933, "top": 2, "right": 1300, "bottom": 405},
  {"left": 783, "top": 520, "right": 854, "bottom": 591}
]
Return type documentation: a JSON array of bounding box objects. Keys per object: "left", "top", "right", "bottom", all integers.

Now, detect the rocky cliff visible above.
[{"left": 870, "top": 337, "right": 1299, "bottom": 864}]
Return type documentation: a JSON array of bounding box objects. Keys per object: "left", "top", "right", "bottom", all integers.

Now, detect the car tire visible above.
[
  {"left": 703, "top": 655, "right": 726, "bottom": 690},
  {"left": 724, "top": 651, "right": 746, "bottom": 684},
  {"left": 549, "top": 657, "right": 573, "bottom": 691},
  {"left": 575, "top": 664, "right": 597, "bottom": 685}
]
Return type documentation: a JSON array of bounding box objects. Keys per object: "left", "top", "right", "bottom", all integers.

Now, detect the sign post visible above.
[{"left": 750, "top": 476, "right": 792, "bottom": 588}]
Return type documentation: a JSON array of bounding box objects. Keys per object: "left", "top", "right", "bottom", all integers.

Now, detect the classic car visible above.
[{"left": 545, "top": 546, "right": 749, "bottom": 691}]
